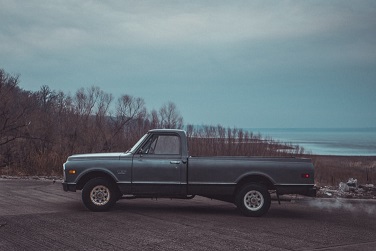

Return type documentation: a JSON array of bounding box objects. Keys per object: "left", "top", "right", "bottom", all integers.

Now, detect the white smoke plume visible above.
[{"left": 308, "top": 198, "right": 376, "bottom": 215}]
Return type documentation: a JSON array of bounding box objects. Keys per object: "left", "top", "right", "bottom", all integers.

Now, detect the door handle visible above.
[{"left": 170, "top": 161, "right": 180, "bottom": 164}]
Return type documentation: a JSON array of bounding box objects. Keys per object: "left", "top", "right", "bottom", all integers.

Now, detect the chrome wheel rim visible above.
[
  {"left": 90, "top": 185, "right": 110, "bottom": 206},
  {"left": 244, "top": 190, "right": 264, "bottom": 211}
]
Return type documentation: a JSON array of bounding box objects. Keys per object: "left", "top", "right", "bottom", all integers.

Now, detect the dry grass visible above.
[{"left": 311, "top": 155, "right": 376, "bottom": 186}]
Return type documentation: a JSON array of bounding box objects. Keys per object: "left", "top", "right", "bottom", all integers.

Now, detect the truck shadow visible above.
[
  {"left": 113, "top": 199, "right": 239, "bottom": 216},
  {"left": 65, "top": 198, "right": 329, "bottom": 219}
]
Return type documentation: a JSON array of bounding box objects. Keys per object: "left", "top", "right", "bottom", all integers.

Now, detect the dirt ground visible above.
[{"left": 1, "top": 178, "right": 376, "bottom": 251}]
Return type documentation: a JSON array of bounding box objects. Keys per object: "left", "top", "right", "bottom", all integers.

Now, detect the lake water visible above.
[{"left": 252, "top": 128, "right": 376, "bottom": 156}]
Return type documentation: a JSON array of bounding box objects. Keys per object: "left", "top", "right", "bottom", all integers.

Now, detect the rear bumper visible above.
[
  {"left": 276, "top": 185, "right": 317, "bottom": 197},
  {"left": 306, "top": 187, "right": 317, "bottom": 197},
  {"left": 62, "top": 182, "right": 77, "bottom": 192}
]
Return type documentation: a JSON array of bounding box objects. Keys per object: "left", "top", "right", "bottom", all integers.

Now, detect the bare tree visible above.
[
  {"left": 0, "top": 69, "right": 33, "bottom": 147},
  {"left": 150, "top": 109, "right": 159, "bottom": 129},
  {"left": 74, "top": 86, "right": 105, "bottom": 118},
  {"left": 73, "top": 86, "right": 114, "bottom": 152},
  {"left": 93, "top": 89, "right": 113, "bottom": 151},
  {"left": 158, "top": 102, "right": 183, "bottom": 129},
  {"left": 115, "top": 95, "right": 146, "bottom": 126},
  {"left": 108, "top": 94, "right": 146, "bottom": 150},
  {"left": 1, "top": 67, "right": 309, "bottom": 177}
]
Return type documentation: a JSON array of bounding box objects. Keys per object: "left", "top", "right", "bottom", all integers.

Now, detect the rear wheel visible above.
[
  {"left": 82, "top": 178, "right": 117, "bottom": 212},
  {"left": 235, "top": 183, "right": 271, "bottom": 217}
]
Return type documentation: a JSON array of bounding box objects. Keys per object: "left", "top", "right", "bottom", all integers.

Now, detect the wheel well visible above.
[
  {"left": 235, "top": 175, "right": 275, "bottom": 195},
  {"left": 76, "top": 171, "right": 117, "bottom": 190}
]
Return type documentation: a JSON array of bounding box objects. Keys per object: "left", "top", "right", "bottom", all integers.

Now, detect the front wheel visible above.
[
  {"left": 82, "top": 178, "right": 117, "bottom": 212},
  {"left": 235, "top": 183, "right": 271, "bottom": 217}
]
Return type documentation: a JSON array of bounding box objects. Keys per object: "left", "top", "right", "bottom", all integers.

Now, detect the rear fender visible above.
[{"left": 235, "top": 172, "right": 276, "bottom": 193}]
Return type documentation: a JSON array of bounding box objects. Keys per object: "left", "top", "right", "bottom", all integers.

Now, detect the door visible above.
[{"left": 132, "top": 133, "right": 185, "bottom": 195}]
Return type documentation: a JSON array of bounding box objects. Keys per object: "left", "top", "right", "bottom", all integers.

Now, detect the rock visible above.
[
  {"left": 339, "top": 182, "right": 349, "bottom": 192},
  {"left": 347, "top": 178, "right": 358, "bottom": 188}
]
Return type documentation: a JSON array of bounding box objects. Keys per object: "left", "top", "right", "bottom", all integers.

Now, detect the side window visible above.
[
  {"left": 141, "top": 135, "right": 180, "bottom": 155},
  {"left": 154, "top": 135, "right": 180, "bottom": 154}
]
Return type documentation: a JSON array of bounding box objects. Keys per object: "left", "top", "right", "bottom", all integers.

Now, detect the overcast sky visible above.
[{"left": 1, "top": 0, "right": 376, "bottom": 128}]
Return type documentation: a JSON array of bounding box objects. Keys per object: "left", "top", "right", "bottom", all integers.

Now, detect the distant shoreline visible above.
[{"left": 252, "top": 127, "right": 376, "bottom": 156}]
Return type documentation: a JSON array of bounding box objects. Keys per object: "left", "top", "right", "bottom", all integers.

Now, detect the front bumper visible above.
[{"left": 62, "top": 182, "right": 77, "bottom": 192}]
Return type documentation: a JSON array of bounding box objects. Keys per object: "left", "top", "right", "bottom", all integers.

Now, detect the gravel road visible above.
[{"left": 1, "top": 178, "right": 376, "bottom": 251}]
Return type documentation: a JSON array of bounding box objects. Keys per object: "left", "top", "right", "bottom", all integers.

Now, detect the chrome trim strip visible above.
[
  {"left": 118, "top": 181, "right": 188, "bottom": 185},
  {"left": 275, "top": 184, "right": 315, "bottom": 186},
  {"left": 131, "top": 181, "right": 182, "bottom": 185},
  {"left": 188, "top": 182, "right": 236, "bottom": 185},
  {"left": 119, "top": 182, "right": 314, "bottom": 186},
  {"left": 64, "top": 182, "right": 77, "bottom": 185}
]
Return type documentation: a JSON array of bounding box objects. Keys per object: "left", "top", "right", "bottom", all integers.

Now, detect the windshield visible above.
[{"left": 127, "top": 133, "right": 149, "bottom": 153}]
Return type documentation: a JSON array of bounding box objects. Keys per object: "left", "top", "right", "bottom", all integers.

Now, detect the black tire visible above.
[
  {"left": 82, "top": 178, "right": 117, "bottom": 212},
  {"left": 235, "top": 183, "right": 271, "bottom": 217}
]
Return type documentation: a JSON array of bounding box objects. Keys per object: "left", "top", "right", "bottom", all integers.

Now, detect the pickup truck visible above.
[{"left": 63, "top": 129, "right": 316, "bottom": 217}]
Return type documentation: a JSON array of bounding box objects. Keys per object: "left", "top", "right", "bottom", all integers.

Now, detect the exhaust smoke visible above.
[{"left": 308, "top": 198, "right": 376, "bottom": 215}]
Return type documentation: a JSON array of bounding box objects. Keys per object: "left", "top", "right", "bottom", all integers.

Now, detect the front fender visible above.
[{"left": 74, "top": 167, "right": 119, "bottom": 184}]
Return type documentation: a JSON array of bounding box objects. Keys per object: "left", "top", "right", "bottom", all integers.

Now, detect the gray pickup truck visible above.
[{"left": 63, "top": 129, "right": 316, "bottom": 217}]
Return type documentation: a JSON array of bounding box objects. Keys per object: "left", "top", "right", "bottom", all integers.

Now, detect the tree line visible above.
[{"left": 0, "top": 68, "right": 304, "bottom": 176}]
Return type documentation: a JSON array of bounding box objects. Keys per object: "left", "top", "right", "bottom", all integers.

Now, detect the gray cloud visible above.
[
  {"left": 3, "top": 1, "right": 375, "bottom": 49},
  {"left": 1, "top": 0, "right": 376, "bottom": 127}
]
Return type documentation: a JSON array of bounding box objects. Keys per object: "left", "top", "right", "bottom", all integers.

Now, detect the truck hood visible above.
[{"left": 67, "top": 152, "right": 129, "bottom": 161}]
